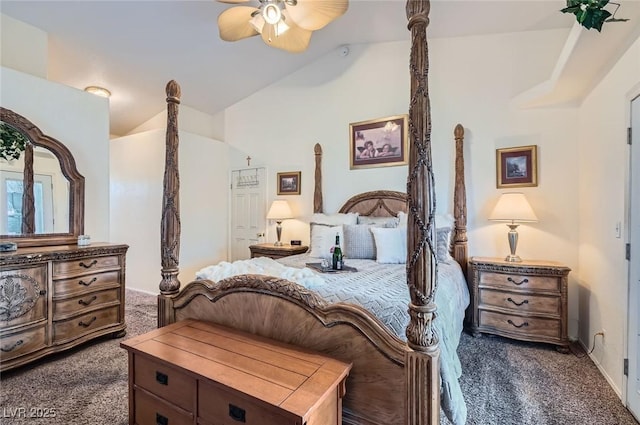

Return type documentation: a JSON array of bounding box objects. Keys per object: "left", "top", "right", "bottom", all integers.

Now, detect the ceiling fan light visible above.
[
  {"left": 263, "top": 3, "right": 282, "bottom": 25},
  {"left": 249, "top": 13, "right": 265, "bottom": 33}
]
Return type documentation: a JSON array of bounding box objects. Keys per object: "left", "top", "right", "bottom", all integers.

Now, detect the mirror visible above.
[{"left": 0, "top": 107, "right": 84, "bottom": 247}]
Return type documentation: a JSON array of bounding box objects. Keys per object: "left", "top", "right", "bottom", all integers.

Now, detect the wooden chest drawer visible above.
[
  {"left": 52, "top": 305, "right": 119, "bottom": 343},
  {"left": 0, "top": 325, "right": 47, "bottom": 362},
  {"left": 479, "top": 270, "right": 560, "bottom": 292},
  {"left": 479, "top": 310, "right": 562, "bottom": 340},
  {"left": 53, "top": 255, "right": 120, "bottom": 277},
  {"left": 53, "top": 288, "right": 120, "bottom": 320},
  {"left": 134, "top": 388, "right": 193, "bottom": 425},
  {"left": 479, "top": 288, "right": 561, "bottom": 316},
  {"left": 53, "top": 270, "right": 120, "bottom": 298},
  {"left": 134, "top": 354, "right": 196, "bottom": 412},
  {"left": 199, "top": 380, "right": 298, "bottom": 425}
]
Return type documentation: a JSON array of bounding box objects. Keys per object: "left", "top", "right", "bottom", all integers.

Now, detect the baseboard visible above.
[{"left": 579, "top": 339, "right": 624, "bottom": 401}]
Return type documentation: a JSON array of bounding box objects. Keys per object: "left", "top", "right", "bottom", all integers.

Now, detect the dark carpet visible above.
[{"left": 0, "top": 289, "right": 637, "bottom": 425}]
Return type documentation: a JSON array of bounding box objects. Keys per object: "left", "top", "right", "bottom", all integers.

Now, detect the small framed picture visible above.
[
  {"left": 496, "top": 145, "right": 538, "bottom": 188},
  {"left": 349, "top": 114, "right": 409, "bottom": 170},
  {"left": 277, "top": 171, "right": 301, "bottom": 195}
]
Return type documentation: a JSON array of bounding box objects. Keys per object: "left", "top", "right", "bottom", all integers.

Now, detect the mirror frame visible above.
[{"left": 0, "top": 107, "right": 85, "bottom": 247}]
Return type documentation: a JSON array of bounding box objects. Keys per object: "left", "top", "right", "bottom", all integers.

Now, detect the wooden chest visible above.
[
  {"left": 121, "top": 319, "right": 351, "bottom": 425},
  {"left": 467, "top": 257, "right": 571, "bottom": 352}
]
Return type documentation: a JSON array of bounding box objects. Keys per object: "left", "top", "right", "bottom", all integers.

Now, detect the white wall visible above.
[
  {"left": 225, "top": 29, "right": 581, "bottom": 334},
  {"left": 1, "top": 67, "right": 111, "bottom": 243},
  {"left": 110, "top": 127, "right": 230, "bottom": 294},
  {"left": 0, "top": 14, "right": 47, "bottom": 78},
  {"left": 577, "top": 35, "right": 640, "bottom": 397}
]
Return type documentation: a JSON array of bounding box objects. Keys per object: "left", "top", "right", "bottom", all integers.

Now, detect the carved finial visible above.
[
  {"left": 166, "top": 80, "right": 181, "bottom": 104},
  {"left": 314, "top": 143, "right": 323, "bottom": 155},
  {"left": 454, "top": 124, "right": 464, "bottom": 139}
]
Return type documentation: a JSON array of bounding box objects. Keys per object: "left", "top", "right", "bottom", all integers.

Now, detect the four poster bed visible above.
[{"left": 156, "top": 1, "right": 470, "bottom": 424}]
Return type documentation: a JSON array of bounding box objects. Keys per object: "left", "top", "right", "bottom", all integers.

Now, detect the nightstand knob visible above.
[
  {"left": 507, "top": 277, "right": 528, "bottom": 286},
  {"left": 507, "top": 319, "right": 529, "bottom": 329},
  {"left": 507, "top": 297, "right": 529, "bottom": 307}
]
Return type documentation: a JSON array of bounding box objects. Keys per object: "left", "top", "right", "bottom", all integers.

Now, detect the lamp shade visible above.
[
  {"left": 489, "top": 193, "right": 538, "bottom": 223},
  {"left": 266, "top": 200, "right": 293, "bottom": 220}
]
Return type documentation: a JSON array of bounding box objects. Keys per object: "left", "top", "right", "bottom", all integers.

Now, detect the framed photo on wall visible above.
[
  {"left": 277, "top": 171, "right": 301, "bottom": 195},
  {"left": 349, "top": 114, "right": 408, "bottom": 170},
  {"left": 496, "top": 145, "right": 538, "bottom": 188}
]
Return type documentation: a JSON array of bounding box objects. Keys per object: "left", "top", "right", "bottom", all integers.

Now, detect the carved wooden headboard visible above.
[{"left": 338, "top": 190, "right": 407, "bottom": 217}]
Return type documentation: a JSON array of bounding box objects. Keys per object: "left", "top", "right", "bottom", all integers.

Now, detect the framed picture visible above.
[
  {"left": 277, "top": 171, "right": 301, "bottom": 195},
  {"left": 349, "top": 114, "right": 409, "bottom": 170},
  {"left": 496, "top": 145, "right": 538, "bottom": 188}
]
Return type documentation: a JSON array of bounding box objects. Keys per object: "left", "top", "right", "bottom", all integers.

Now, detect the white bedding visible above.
[{"left": 196, "top": 254, "right": 469, "bottom": 425}]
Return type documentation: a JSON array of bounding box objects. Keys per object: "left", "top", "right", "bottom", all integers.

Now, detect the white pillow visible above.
[
  {"left": 309, "top": 224, "right": 344, "bottom": 259},
  {"left": 357, "top": 215, "right": 399, "bottom": 227},
  {"left": 397, "top": 211, "right": 407, "bottom": 227},
  {"left": 310, "top": 213, "right": 358, "bottom": 226},
  {"left": 370, "top": 227, "right": 407, "bottom": 264},
  {"left": 435, "top": 213, "right": 455, "bottom": 230}
]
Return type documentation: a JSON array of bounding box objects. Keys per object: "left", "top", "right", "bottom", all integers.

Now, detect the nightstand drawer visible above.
[
  {"left": 479, "top": 271, "right": 560, "bottom": 292},
  {"left": 134, "top": 388, "right": 193, "bottom": 425},
  {"left": 134, "top": 354, "right": 196, "bottom": 412},
  {"left": 479, "top": 310, "right": 562, "bottom": 339},
  {"left": 479, "top": 288, "right": 561, "bottom": 316}
]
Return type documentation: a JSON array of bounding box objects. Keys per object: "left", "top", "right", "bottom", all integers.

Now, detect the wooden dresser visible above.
[
  {"left": 0, "top": 243, "right": 128, "bottom": 371},
  {"left": 249, "top": 243, "right": 309, "bottom": 259},
  {"left": 121, "top": 319, "right": 351, "bottom": 425},
  {"left": 467, "top": 257, "right": 571, "bottom": 352}
]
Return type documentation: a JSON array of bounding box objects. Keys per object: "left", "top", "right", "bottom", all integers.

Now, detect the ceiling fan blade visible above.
[
  {"left": 218, "top": 6, "right": 260, "bottom": 41},
  {"left": 261, "top": 21, "right": 312, "bottom": 53},
  {"left": 285, "top": 0, "right": 348, "bottom": 31}
]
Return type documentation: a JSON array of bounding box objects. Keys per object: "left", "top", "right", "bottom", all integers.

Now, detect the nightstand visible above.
[
  {"left": 249, "top": 243, "right": 309, "bottom": 259},
  {"left": 467, "top": 257, "right": 571, "bottom": 353}
]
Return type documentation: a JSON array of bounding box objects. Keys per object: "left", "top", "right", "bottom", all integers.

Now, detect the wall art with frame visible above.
[
  {"left": 496, "top": 145, "right": 538, "bottom": 188},
  {"left": 277, "top": 171, "right": 301, "bottom": 195},
  {"left": 349, "top": 114, "right": 408, "bottom": 170}
]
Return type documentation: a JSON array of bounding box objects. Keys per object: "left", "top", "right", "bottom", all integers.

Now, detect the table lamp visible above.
[
  {"left": 489, "top": 192, "right": 538, "bottom": 262},
  {"left": 266, "top": 200, "right": 293, "bottom": 246}
]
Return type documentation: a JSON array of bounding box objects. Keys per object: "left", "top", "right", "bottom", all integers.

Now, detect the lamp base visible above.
[
  {"left": 273, "top": 241, "right": 283, "bottom": 246},
  {"left": 505, "top": 254, "right": 522, "bottom": 262}
]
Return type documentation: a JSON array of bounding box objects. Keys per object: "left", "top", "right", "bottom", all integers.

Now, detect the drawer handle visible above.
[
  {"left": 78, "top": 316, "right": 97, "bottom": 327},
  {"left": 79, "top": 260, "right": 98, "bottom": 269},
  {"left": 78, "top": 295, "right": 98, "bottom": 306},
  {"left": 156, "top": 413, "right": 168, "bottom": 425},
  {"left": 155, "top": 371, "right": 169, "bottom": 385},
  {"left": 229, "top": 404, "right": 246, "bottom": 422},
  {"left": 1, "top": 339, "right": 23, "bottom": 352},
  {"left": 507, "top": 297, "right": 529, "bottom": 307},
  {"left": 507, "top": 277, "right": 528, "bottom": 286},
  {"left": 78, "top": 277, "right": 97, "bottom": 286},
  {"left": 507, "top": 319, "right": 529, "bottom": 329}
]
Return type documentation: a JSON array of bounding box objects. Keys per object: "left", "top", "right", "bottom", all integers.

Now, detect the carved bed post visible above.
[
  {"left": 158, "top": 80, "right": 182, "bottom": 327},
  {"left": 452, "top": 124, "right": 468, "bottom": 276},
  {"left": 313, "top": 143, "right": 323, "bottom": 213},
  {"left": 405, "top": 1, "right": 440, "bottom": 424},
  {"left": 21, "top": 143, "right": 35, "bottom": 234}
]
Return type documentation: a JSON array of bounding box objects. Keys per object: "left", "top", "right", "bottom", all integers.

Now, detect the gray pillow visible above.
[
  {"left": 436, "top": 226, "right": 453, "bottom": 263},
  {"left": 343, "top": 224, "right": 377, "bottom": 259}
]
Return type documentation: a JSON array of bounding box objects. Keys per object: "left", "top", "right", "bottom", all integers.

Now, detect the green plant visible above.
[
  {"left": 0, "top": 122, "right": 28, "bottom": 161},
  {"left": 561, "top": 0, "right": 613, "bottom": 32}
]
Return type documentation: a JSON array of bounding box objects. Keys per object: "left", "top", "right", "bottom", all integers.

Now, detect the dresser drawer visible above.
[
  {"left": 53, "top": 270, "right": 120, "bottom": 298},
  {"left": 52, "top": 305, "right": 119, "bottom": 343},
  {"left": 134, "top": 354, "right": 196, "bottom": 412},
  {"left": 134, "top": 388, "right": 193, "bottom": 425},
  {"left": 0, "top": 265, "right": 48, "bottom": 328},
  {"left": 0, "top": 325, "right": 47, "bottom": 362},
  {"left": 479, "top": 310, "right": 562, "bottom": 340},
  {"left": 199, "top": 380, "right": 298, "bottom": 425},
  {"left": 479, "top": 288, "right": 561, "bottom": 316},
  {"left": 53, "top": 255, "right": 120, "bottom": 277},
  {"left": 53, "top": 288, "right": 120, "bottom": 320},
  {"left": 479, "top": 271, "right": 560, "bottom": 292}
]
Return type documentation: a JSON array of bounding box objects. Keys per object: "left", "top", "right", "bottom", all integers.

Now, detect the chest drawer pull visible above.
[
  {"left": 78, "top": 316, "right": 97, "bottom": 327},
  {"left": 507, "top": 297, "right": 529, "bottom": 307},
  {"left": 507, "top": 277, "right": 528, "bottom": 286},
  {"left": 78, "top": 277, "right": 97, "bottom": 286},
  {"left": 79, "top": 260, "right": 98, "bottom": 269},
  {"left": 155, "top": 371, "right": 169, "bottom": 385},
  {"left": 229, "top": 404, "right": 246, "bottom": 422},
  {"left": 78, "top": 295, "right": 98, "bottom": 306},
  {"left": 1, "top": 339, "right": 23, "bottom": 353},
  {"left": 156, "top": 413, "right": 168, "bottom": 425},
  {"left": 507, "top": 319, "right": 529, "bottom": 328}
]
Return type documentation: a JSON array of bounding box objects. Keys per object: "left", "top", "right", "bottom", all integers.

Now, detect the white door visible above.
[
  {"left": 628, "top": 95, "right": 640, "bottom": 420},
  {"left": 230, "top": 167, "right": 267, "bottom": 261}
]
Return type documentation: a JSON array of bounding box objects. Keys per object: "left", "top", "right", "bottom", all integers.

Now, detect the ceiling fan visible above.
[{"left": 217, "top": 0, "right": 349, "bottom": 53}]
